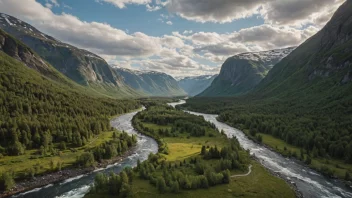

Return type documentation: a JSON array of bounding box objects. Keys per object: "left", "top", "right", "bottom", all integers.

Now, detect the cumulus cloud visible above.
[
  {"left": 230, "top": 24, "right": 318, "bottom": 49},
  {"left": 166, "top": 20, "right": 173, "bottom": 25},
  {"left": 261, "top": 0, "right": 345, "bottom": 27},
  {"left": 166, "top": 0, "right": 264, "bottom": 23},
  {"left": 0, "top": 0, "right": 161, "bottom": 57},
  {"left": 166, "top": 0, "right": 345, "bottom": 27},
  {"left": 161, "top": 35, "right": 184, "bottom": 48}
]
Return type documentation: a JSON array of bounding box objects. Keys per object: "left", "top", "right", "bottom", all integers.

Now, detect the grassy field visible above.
[
  {"left": 0, "top": 130, "right": 117, "bottom": 179},
  {"left": 123, "top": 119, "right": 296, "bottom": 198},
  {"left": 129, "top": 161, "right": 295, "bottom": 198},
  {"left": 255, "top": 132, "right": 352, "bottom": 179}
]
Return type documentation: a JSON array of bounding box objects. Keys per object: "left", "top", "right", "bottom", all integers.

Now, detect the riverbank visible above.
[
  {"left": 0, "top": 147, "right": 136, "bottom": 198},
  {"left": 252, "top": 155, "right": 303, "bottom": 198},
  {"left": 227, "top": 118, "right": 352, "bottom": 185}
]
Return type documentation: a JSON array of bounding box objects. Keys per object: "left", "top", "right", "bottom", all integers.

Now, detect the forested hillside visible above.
[{"left": 0, "top": 51, "right": 139, "bottom": 156}]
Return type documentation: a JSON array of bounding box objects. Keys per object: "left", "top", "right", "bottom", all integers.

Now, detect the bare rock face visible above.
[
  {"left": 306, "top": 0, "right": 352, "bottom": 82},
  {"left": 0, "top": 13, "right": 124, "bottom": 87},
  {"left": 0, "top": 29, "right": 51, "bottom": 73}
]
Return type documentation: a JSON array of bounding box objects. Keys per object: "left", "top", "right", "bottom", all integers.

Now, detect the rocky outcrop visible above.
[{"left": 0, "top": 29, "right": 63, "bottom": 80}]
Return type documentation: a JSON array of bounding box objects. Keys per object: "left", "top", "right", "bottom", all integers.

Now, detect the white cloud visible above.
[
  {"left": 50, "top": 0, "right": 59, "bottom": 7},
  {"left": 166, "top": 0, "right": 345, "bottom": 27},
  {"left": 160, "top": 14, "right": 169, "bottom": 19},
  {"left": 261, "top": 0, "right": 345, "bottom": 27},
  {"left": 230, "top": 24, "right": 318, "bottom": 49},
  {"left": 161, "top": 35, "right": 184, "bottom": 48},
  {"left": 183, "top": 30, "right": 193, "bottom": 35},
  {"left": 98, "top": 0, "right": 151, "bottom": 9},
  {"left": 146, "top": 4, "right": 161, "bottom": 11},
  {"left": 166, "top": 0, "right": 265, "bottom": 23},
  {"left": 166, "top": 20, "right": 173, "bottom": 25},
  {"left": 63, "top": 3, "right": 72, "bottom": 9},
  {"left": 45, "top": 3, "right": 53, "bottom": 9}
]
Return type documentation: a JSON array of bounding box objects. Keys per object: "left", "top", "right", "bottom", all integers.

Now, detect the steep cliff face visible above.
[
  {"left": 178, "top": 75, "right": 217, "bottom": 96},
  {"left": 0, "top": 13, "right": 140, "bottom": 98},
  {"left": 198, "top": 47, "right": 295, "bottom": 97},
  {"left": 113, "top": 68, "right": 186, "bottom": 97},
  {"left": 255, "top": 0, "right": 352, "bottom": 98},
  {"left": 0, "top": 29, "right": 74, "bottom": 85}
]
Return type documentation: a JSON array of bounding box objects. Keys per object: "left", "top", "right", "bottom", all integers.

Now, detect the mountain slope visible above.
[
  {"left": 178, "top": 75, "right": 217, "bottom": 96},
  {"left": 254, "top": 1, "right": 352, "bottom": 101},
  {"left": 0, "top": 33, "right": 140, "bottom": 156},
  {"left": 0, "top": 29, "right": 73, "bottom": 85},
  {"left": 114, "top": 67, "right": 186, "bottom": 97},
  {"left": 198, "top": 47, "right": 295, "bottom": 97},
  {"left": 0, "top": 13, "right": 140, "bottom": 98}
]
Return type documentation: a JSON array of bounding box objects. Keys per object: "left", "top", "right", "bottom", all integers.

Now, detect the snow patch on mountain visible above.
[{"left": 233, "top": 47, "right": 295, "bottom": 62}]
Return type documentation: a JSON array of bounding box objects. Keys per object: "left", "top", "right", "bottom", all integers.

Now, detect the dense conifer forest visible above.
[
  {"left": 0, "top": 52, "right": 139, "bottom": 156},
  {"left": 0, "top": 52, "right": 140, "bottom": 191},
  {"left": 181, "top": 97, "right": 352, "bottom": 179}
]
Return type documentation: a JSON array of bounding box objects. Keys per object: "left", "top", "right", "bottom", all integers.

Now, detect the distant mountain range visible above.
[
  {"left": 177, "top": 75, "right": 217, "bottom": 96},
  {"left": 198, "top": 47, "right": 295, "bottom": 97},
  {"left": 113, "top": 67, "right": 186, "bottom": 97}
]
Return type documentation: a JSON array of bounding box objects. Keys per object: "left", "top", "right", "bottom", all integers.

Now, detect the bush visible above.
[
  {"left": 0, "top": 172, "right": 15, "bottom": 191},
  {"left": 76, "top": 152, "right": 95, "bottom": 168}
]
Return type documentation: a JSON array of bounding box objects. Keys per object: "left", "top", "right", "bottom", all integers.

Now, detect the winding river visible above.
[
  {"left": 170, "top": 100, "right": 352, "bottom": 198},
  {"left": 13, "top": 101, "right": 352, "bottom": 198},
  {"left": 12, "top": 108, "right": 158, "bottom": 198}
]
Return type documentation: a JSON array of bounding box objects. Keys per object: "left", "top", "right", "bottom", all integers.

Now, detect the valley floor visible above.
[{"left": 86, "top": 104, "right": 296, "bottom": 198}]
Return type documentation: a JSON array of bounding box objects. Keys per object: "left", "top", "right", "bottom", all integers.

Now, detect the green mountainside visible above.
[
  {"left": 198, "top": 47, "right": 295, "bottom": 97},
  {"left": 0, "top": 30, "right": 140, "bottom": 183},
  {"left": 0, "top": 13, "right": 140, "bottom": 98},
  {"left": 254, "top": 2, "right": 352, "bottom": 100}
]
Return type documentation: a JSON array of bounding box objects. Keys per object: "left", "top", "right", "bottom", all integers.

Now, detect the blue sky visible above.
[
  {"left": 37, "top": 0, "right": 264, "bottom": 36},
  {"left": 0, "top": 0, "right": 345, "bottom": 77}
]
